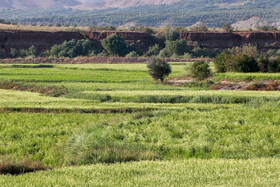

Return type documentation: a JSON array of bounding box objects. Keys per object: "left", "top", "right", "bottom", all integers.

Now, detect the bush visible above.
[
  {"left": 222, "top": 22, "right": 233, "bottom": 32},
  {"left": 256, "top": 25, "right": 278, "bottom": 31},
  {"left": 189, "top": 24, "right": 208, "bottom": 31},
  {"left": 158, "top": 49, "right": 169, "bottom": 58},
  {"left": 258, "top": 53, "right": 269, "bottom": 72},
  {"left": 165, "top": 40, "right": 188, "bottom": 56},
  {"left": 214, "top": 51, "right": 229, "bottom": 73},
  {"left": 268, "top": 56, "right": 280, "bottom": 73},
  {"left": 190, "top": 61, "right": 212, "bottom": 81},
  {"left": 50, "top": 39, "right": 96, "bottom": 58},
  {"left": 229, "top": 44, "right": 258, "bottom": 58},
  {"left": 145, "top": 44, "right": 161, "bottom": 57},
  {"left": 28, "top": 45, "right": 38, "bottom": 56},
  {"left": 10, "top": 48, "right": 19, "bottom": 58},
  {"left": 147, "top": 58, "right": 172, "bottom": 82},
  {"left": 166, "top": 30, "right": 180, "bottom": 41},
  {"left": 234, "top": 55, "right": 259, "bottom": 72},
  {"left": 126, "top": 51, "right": 139, "bottom": 57},
  {"left": 101, "top": 34, "right": 128, "bottom": 57}
]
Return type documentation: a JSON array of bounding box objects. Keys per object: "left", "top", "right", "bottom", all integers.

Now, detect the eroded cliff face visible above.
[
  {"left": 0, "top": 30, "right": 85, "bottom": 52},
  {"left": 1, "top": 30, "right": 280, "bottom": 57},
  {"left": 0, "top": 30, "right": 152, "bottom": 55},
  {"left": 180, "top": 31, "right": 280, "bottom": 49}
]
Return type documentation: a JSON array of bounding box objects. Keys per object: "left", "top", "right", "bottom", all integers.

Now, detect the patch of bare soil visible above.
[
  {"left": 166, "top": 78, "right": 193, "bottom": 86},
  {"left": 213, "top": 80, "right": 280, "bottom": 91},
  {"left": 167, "top": 78, "right": 280, "bottom": 91}
]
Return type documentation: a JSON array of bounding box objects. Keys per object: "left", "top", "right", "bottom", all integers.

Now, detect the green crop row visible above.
[
  {"left": 1, "top": 103, "right": 279, "bottom": 167},
  {"left": 1, "top": 159, "right": 280, "bottom": 186}
]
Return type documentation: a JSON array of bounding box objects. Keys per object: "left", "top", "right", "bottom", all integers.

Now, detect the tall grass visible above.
[{"left": 1, "top": 159, "right": 280, "bottom": 186}]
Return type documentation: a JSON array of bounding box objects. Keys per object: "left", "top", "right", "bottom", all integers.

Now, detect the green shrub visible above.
[
  {"left": 10, "top": 46, "right": 38, "bottom": 58},
  {"left": 190, "top": 61, "right": 212, "bottom": 81},
  {"left": 214, "top": 51, "right": 229, "bottom": 72},
  {"left": 147, "top": 57, "right": 171, "bottom": 82},
  {"left": 258, "top": 53, "right": 269, "bottom": 72},
  {"left": 28, "top": 45, "right": 38, "bottom": 56},
  {"left": 40, "top": 50, "right": 51, "bottom": 57},
  {"left": 126, "top": 51, "right": 139, "bottom": 57},
  {"left": 222, "top": 22, "right": 233, "bottom": 32},
  {"left": 65, "top": 124, "right": 158, "bottom": 165},
  {"left": 268, "top": 56, "right": 280, "bottom": 73},
  {"left": 145, "top": 44, "right": 161, "bottom": 57},
  {"left": 10, "top": 48, "right": 19, "bottom": 58},
  {"left": 165, "top": 40, "right": 188, "bottom": 56},
  {"left": 50, "top": 39, "right": 96, "bottom": 58},
  {"left": 101, "top": 34, "right": 128, "bottom": 57},
  {"left": 234, "top": 55, "right": 259, "bottom": 72},
  {"left": 189, "top": 24, "right": 208, "bottom": 31},
  {"left": 166, "top": 30, "right": 180, "bottom": 41},
  {"left": 158, "top": 49, "right": 169, "bottom": 58}
]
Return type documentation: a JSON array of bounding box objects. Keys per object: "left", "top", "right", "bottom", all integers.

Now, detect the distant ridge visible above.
[{"left": 0, "top": 0, "right": 181, "bottom": 9}]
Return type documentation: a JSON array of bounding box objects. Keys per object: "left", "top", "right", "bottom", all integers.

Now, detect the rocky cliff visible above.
[
  {"left": 1, "top": 30, "right": 280, "bottom": 56},
  {"left": 0, "top": 30, "right": 152, "bottom": 54},
  {"left": 180, "top": 31, "right": 280, "bottom": 50}
]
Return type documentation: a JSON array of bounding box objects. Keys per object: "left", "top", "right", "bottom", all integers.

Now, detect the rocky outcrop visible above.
[
  {"left": 0, "top": 30, "right": 84, "bottom": 52},
  {"left": 0, "top": 30, "right": 152, "bottom": 54},
  {"left": 1, "top": 30, "right": 280, "bottom": 57},
  {"left": 180, "top": 31, "right": 280, "bottom": 50}
]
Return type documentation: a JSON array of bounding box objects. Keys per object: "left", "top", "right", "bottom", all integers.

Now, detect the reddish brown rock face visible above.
[
  {"left": 1, "top": 30, "right": 280, "bottom": 56},
  {"left": 0, "top": 30, "right": 85, "bottom": 52},
  {"left": 0, "top": 30, "right": 152, "bottom": 55},
  {"left": 180, "top": 31, "right": 280, "bottom": 50}
]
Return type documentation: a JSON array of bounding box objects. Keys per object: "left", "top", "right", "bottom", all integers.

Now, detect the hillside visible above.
[
  {"left": 0, "top": 0, "right": 181, "bottom": 9},
  {"left": 0, "top": 0, "right": 258, "bottom": 9},
  {"left": 0, "top": 0, "right": 81, "bottom": 9},
  {"left": 0, "top": 0, "right": 279, "bottom": 27}
]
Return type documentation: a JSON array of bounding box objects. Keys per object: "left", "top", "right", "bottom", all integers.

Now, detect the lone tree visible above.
[
  {"left": 222, "top": 22, "right": 233, "bottom": 32},
  {"left": 190, "top": 60, "right": 211, "bottom": 81},
  {"left": 101, "top": 34, "right": 127, "bottom": 57},
  {"left": 147, "top": 57, "right": 171, "bottom": 82}
]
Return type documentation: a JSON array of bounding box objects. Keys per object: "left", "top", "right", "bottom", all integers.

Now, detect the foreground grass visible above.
[
  {"left": 1, "top": 103, "right": 279, "bottom": 167},
  {"left": 0, "top": 113, "right": 130, "bottom": 167},
  {"left": 1, "top": 159, "right": 280, "bottom": 186}
]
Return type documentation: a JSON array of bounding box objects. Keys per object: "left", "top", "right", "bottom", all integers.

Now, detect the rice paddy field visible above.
[{"left": 0, "top": 62, "right": 280, "bottom": 186}]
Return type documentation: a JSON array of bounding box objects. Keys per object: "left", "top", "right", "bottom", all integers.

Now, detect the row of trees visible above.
[{"left": 214, "top": 51, "right": 280, "bottom": 73}]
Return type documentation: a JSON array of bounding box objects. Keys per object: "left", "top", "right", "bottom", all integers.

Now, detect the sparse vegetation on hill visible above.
[{"left": 0, "top": 0, "right": 280, "bottom": 27}]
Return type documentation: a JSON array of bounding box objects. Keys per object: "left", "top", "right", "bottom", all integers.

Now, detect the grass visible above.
[
  {"left": 0, "top": 62, "right": 280, "bottom": 184},
  {"left": 1, "top": 159, "right": 280, "bottom": 186},
  {"left": 0, "top": 113, "right": 131, "bottom": 167},
  {"left": 0, "top": 104, "right": 279, "bottom": 168}
]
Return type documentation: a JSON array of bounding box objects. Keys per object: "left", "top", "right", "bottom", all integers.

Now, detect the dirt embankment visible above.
[
  {"left": 1, "top": 30, "right": 280, "bottom": 55},
  {"left": 180, "top": 31, "right": 280, "bottom": 50},
  {"left": 0, "top": 57, "right": 211, "bottom": 64},
  {"left": 0, "top": 30, "right": 153, "bottom": 54}
]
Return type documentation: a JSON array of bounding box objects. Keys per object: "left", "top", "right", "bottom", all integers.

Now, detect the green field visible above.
[{"left": 0, "top": 62, "right": 280, "bottom": 186}]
